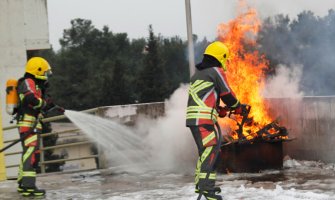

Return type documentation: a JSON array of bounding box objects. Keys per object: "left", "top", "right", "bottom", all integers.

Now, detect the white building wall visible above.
[
  {"left": 0, "top": 0, "right": 50, "bottom": 177},
  {"left": 24, "top": 0, "right": 50, "bottom": 50}
]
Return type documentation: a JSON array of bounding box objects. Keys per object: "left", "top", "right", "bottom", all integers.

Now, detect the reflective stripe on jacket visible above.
[{"left": 186, "top": 67, "right": 238, "bottom": 126}]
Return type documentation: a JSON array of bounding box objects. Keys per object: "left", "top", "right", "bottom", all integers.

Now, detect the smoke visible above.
[
  {"left": 258, "top": 9, "right": 335, "bottom": 96},
  {"left": 248, "top": 0, "right": 334, "bottom": 19},
  {"left": 135, "top": 84, "right": 197, "bottom": 173},
  {"left": 263, "top": 64, "right": 304, "bottom": 98}
]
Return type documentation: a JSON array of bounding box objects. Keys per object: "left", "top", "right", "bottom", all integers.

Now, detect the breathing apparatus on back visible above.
[
  {"left": 5, "top": 57, "right": 52, "bottom": 122},
  {"left": 5, "top": 79, "right": 19, "bottom": 116}
]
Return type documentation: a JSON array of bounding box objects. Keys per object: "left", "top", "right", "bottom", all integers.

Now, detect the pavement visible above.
[{"left": 0, "top": 159, "right": 335, "bottom": 200}]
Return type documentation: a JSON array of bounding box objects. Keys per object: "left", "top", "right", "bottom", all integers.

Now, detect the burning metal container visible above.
[
  {"left": 217, "top": 105, "right": 290, "bottom": 173},
  {"left": 218, "top": 140, "right": 284, "bottom": 173}
]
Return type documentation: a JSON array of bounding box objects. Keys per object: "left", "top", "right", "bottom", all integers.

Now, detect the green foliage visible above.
[
  {"left": 44, "top": 19, "right": 191, "bottom": 110},
  {"left": 136, "top": 25, "right": 169, "bottom": 103},
  {"left": 161, "top": 36, "right": 189, "bottom": 94}
]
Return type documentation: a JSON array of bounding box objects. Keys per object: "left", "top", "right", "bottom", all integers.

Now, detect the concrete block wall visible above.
[
  {"left": 97, "top": 102, "right": 165, "bottom": 124},
  {"left": 266, "top": 97, "right": 335, "bottom": 163}
]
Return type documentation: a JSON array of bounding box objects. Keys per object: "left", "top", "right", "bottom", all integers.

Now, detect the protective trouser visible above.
[
  {"left": 190, "top": 124, "right": 221, "bottom": 193},
  {"left": 17, "top": 114, "right": 42, "bottom": 189}
]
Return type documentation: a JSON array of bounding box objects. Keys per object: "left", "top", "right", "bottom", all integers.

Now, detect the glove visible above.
[
  {"left": 217, "top": 106, "right": 229, "bottom": 118},
  {"left": 56, "top": 106, "right": 65, "bottom": 113},
  {"left": 233, "top": 104, "right": 248, "bottom": 115},
  {"left": 37, "top": 113, "right": 45, "bottom": 120},
  {"left": 50, "top": 104, "right": 65, "bottom": 113},
  {"left": 44, "top": 96, "right": 56, "bottom": 109}
]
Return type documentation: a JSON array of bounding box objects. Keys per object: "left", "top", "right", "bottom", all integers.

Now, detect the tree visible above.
[
  {"left": 258, "top": 10, "right": 335, "bottom": 95},
  {"left": 160, "top": 36, "right": 189, "bottom": 94},
  {"left": 136, "top": 25, "right": 169, "bottom": 103},
  {"left": 257, "top": 14, "right": 292, "bottom": 75},
  {"left": 50, "top": 19, "right": 136, "bottom": 109},
  {"left": 44, "top": 19, "right": 212, "bottom": 108}
]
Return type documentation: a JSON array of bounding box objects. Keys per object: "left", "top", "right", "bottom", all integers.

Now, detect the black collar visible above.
[{"left": 195, "top": 55, "right": 221, "bottom": 70}]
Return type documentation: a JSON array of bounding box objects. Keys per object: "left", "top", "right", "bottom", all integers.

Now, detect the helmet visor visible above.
[
  {"left": 45, "top": 69, "right": 53, "bottom": 79},
  {"left": 35, "top": 69, "right": 52, "bottom": 80}
]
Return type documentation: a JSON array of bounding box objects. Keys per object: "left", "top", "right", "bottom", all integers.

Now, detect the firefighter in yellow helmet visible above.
[
  {"left": 186, "top": 41, "right": 245, "bottom": 200},
  {"left": 16, "top": 57, "right": 63, "bottom": 197}
]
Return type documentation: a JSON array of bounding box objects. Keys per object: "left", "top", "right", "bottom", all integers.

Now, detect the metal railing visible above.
[
  {"left": 2, "top": 107, "right": 101, "bottom": 175},
  {"left": 2, "top": 102, "right": 166, "bottom": 178}
]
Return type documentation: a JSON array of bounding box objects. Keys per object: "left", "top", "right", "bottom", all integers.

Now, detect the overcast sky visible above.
[{"left": 47, "top": 0, "right": 335, "bottom": 50}]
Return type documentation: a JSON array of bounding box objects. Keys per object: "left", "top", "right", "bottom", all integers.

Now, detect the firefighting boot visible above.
[
  {"left": 202, "top": 191, "right": 223, "bottom": 200},
  {"left": 17, "top": 184, "right": 24, "bottom": 193},
  {"left": 197, "top": 187, "right": 222, "bottom": 200},
  {"left": 195, "top": 184, "right": 199, "bottom": 193},
  {"left": 21, "top": 187, "right": 46, "bottom": 197}
]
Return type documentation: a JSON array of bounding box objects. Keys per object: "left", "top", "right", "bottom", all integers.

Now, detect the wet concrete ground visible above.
[
  {"left": 0, "top": 171, "right": 193, "bottom": 200},
  {"left": 0, "top": 159, "right": 334, "bottom": 200}
]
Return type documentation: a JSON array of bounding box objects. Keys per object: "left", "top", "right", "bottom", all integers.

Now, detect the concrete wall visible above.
[
  {"left": 0, "top": 0, "right": 50, "bottom": 177},
  {"left": 266, "top": 97, "right": 335, "bottom": 163},
  {"left": 97, "top": 102, "right": 165, "bottom": 123},
  {"left": 23, "top": 0, "right": 50, "bottom": 50},
  {"left": 96, "top": 103, "right": 165, "bottom": 169}
]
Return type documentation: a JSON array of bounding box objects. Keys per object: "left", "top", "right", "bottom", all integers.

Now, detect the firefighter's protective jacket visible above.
[
  {"left": 186, "top": 55, "right": 239, "bottom": 126},
  {"left": 17, "top": 73, "right": 46, "bottom": 132}
]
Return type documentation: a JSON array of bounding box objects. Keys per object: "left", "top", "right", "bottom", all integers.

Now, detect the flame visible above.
[{"left": 217, "top": 1, "right": 273, "bottom": 139}]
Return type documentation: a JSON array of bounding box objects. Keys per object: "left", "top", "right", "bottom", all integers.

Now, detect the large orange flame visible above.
[{"left": 217, "top": 1, "right": 273, "bottom": 139}]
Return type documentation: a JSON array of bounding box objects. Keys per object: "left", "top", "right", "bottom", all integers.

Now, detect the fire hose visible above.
[{"left": 0, "top": 105, "right": 63, "bottom": 153}]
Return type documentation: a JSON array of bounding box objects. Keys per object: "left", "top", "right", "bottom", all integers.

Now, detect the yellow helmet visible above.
[
  {"left": 204, "top": 41, "right": 229, "bottom": 71},
  {"left": 25, "top": 57, "right": 52, "bottom": 80}
]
